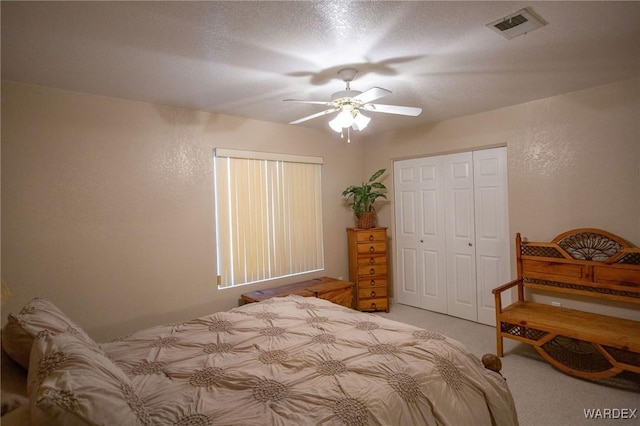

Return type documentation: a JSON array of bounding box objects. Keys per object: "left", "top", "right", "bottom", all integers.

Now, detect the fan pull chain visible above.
[{"left": 339, "top": 128, "right": 351, "bottom": 143}]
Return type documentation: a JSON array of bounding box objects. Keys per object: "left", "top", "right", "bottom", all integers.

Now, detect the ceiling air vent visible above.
[{"left": 487, "top": 8, "right": 547, "bottom": 39}]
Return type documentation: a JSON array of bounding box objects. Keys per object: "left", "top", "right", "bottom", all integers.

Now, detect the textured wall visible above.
[
  {"left": 3, "top": 79, "right": 638, "bottom": 337},
  {"left": 366, "top": 78, "right": 640, "bottom": 320},
  {"left": 1, "top": 82, "right": 365, "bottom": 340}
]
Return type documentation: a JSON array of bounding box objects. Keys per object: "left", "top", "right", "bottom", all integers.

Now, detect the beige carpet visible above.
[{"left": 375, "top": 303, "right": 639, "bottom": 426}]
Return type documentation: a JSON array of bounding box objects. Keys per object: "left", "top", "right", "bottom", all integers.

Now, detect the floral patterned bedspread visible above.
[{"left": 101, "top": 295, "right": 518, "bottom": 425}]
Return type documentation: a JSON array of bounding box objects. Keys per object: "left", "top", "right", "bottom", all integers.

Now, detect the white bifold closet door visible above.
[{"left": 394, "top": 147, "right": 510, "bottom": 326}]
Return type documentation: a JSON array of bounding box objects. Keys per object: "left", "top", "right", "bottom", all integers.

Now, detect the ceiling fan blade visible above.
[
  {"left": 289, "top": 108, "right": 338, "bottom": 125},
  {"left": 352, "top": 87, "right": 391, "bottom": 104},
  {"left": 366, "top": 103, "right": 422, "bottom": 116},
  {"left": 284, "top": 99, "right": 334, "bottom": 107}
]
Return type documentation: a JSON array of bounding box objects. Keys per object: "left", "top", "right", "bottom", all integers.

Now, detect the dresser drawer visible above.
[
  {"left": 357, "top": 264, "right": 388, "bottom": 277},
  {"left": 357, "top": 298, "right": 389, "bottom": 312},
  {"left": 358, "top": 278, "right": 388, "bottom": 289},
  {"left": 356, "top": 242, "right": 386, "bottom": 254},
  {"left": 358, "top": 286, "right": 388, "bottom": 299},
  {"left": 354, "top": 229, "right": 386, "bottom": 243},
  {"left": 356, "top": 254, "right": 387, "bottom": 266}
]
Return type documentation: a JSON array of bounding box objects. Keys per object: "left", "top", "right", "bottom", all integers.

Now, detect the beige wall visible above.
[
  {"left": 3, "top": 78, "right": 638, "bottom": 339},
  {"left": 1, "top": 82, "right": 365, "bottom": 340},
  {"left": 366, "top": 77, "right": 640, "bottom": 320}
]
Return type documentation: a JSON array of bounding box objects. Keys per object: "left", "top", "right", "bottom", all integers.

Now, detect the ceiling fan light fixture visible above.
[
  {"left": 286, "top": 67, "right": 422, "bottom": 136},
  {"left": 337, "top": 109, "right": 356, "bottom": 127},
  {"left": 352, "top": 111, "right": 370, "bottom": 131},
  {"left": 328, "top": 116, "right": 343, "bottom": 132}
]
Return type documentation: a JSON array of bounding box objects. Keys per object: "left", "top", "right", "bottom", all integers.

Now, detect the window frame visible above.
[{"left": 213, "top": 148, "right": 325, "bottom": 289}]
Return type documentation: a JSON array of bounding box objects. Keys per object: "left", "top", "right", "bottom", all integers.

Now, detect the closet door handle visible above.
[{"left": 468, "top": 242, "right": 473, "bottom": 247}]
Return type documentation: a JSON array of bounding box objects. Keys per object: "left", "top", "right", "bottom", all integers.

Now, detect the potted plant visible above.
[{"left": 341, "top": 168, "right": 388, "bottom": 229}]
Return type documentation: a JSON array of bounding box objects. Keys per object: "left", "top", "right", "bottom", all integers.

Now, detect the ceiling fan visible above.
[{"left": 285, "top": 68, "right": 422, "bottom": 140}]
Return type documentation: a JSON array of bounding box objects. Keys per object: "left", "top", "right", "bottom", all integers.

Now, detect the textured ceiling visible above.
[{"left": 2, "top": 1, "right": 639, "bottom": 135}]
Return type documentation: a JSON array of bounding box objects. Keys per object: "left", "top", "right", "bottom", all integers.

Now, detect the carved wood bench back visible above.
[{"left": 516, "top": 228, "right": 640, "bottom": 304}]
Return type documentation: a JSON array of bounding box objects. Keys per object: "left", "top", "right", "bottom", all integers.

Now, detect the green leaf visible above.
[
  {"left": 341, "top": 168, "right": 388, "bottom": 216},
  {"left": 368, "top": 168, "right": 386, "bottom": 182}
]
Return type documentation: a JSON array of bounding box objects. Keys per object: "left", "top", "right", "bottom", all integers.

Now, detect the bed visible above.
[{"left": 1, "top": 295, "right": 518, "bottom": 425}]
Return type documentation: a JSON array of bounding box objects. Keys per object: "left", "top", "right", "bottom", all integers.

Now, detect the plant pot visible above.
[{"left": 356, "top": 211, "right": 376, "bottom": 229}]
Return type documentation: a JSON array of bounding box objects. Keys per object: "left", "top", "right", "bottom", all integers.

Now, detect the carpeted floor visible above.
[{"left": 375, "top": 303, "right": 640, "bottom": 426}]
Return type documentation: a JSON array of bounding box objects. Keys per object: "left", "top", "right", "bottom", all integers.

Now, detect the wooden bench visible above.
[{"left": 492, "top": 228, "right": 640, "bottom": 379}]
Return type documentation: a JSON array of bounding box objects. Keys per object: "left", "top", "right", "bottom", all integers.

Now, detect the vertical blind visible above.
[{"left": 214, "top": 149, "right": 324, "bottom": 288}]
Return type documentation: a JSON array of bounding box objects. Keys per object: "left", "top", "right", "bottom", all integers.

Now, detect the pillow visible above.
[
  {"left": 1, "top": 390, "right": 29, "bottom": 416},
  {"left": 2, "top": 297, "right": 98, "bottom": 370},
  {"left": 27, "top": 331, "right": 152, "bottom": 426}
]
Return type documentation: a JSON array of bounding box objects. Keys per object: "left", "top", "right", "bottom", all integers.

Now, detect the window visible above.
[{"left": 213, "top": 149, "right": 324, "bottom": 288}]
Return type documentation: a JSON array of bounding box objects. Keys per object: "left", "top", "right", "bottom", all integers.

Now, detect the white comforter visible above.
[{"left": 100, "top": 295, "right": 518, "bottom": 425}]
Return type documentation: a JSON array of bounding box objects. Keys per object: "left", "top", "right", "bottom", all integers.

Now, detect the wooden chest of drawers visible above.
[{"left": 347, "top": 227, "right": 389, "bottom": 312}]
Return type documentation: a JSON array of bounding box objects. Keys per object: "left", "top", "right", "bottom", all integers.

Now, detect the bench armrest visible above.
[
  {"left": 492, "top": 279, "right": 522, "bottom": 295},
  {"left": 492, "top": 279, "right": 524, "bottom": 316}
]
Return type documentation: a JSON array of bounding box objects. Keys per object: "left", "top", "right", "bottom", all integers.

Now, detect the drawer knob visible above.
[
  {"left": 370, "top": 268, "right": 375, "bottom": 274},
  {"left": 368, "top": 234, "right": 375, "bottom": 241},
  {"left": 370, "top": 291, "right": 376, "bottom": 297},
  {"left": 370, "top": 280, "right": 376, "bottom": 286},
  {"left": 369, "top": 246, "right": 375, "bottom": 252},
  {"left": 371, "top": 303, "right": 377, "bottom": 309},
  {"left": 369, "top": 258, "right": 375, "bottom": 265}
]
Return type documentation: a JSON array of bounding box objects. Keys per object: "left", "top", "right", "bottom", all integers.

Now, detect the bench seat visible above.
[{"left": 501, "top": 300, "right": 640, "bottom": 353}]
